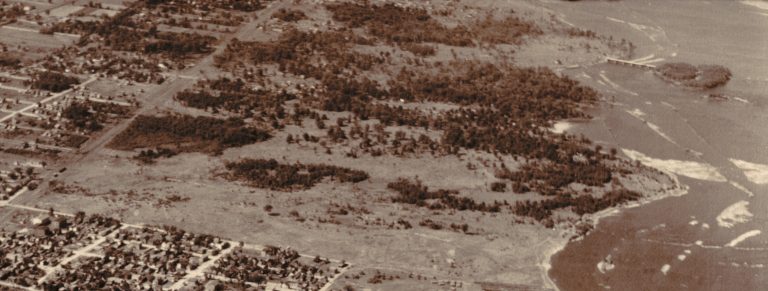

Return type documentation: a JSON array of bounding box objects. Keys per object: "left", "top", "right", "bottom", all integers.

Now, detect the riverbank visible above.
[{"left": 540, "top": 160, "right": 690, "bottom": 290}]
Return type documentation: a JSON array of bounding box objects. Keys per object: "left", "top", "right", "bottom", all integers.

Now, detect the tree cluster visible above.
[
  {"left": 0, "top": 53, "right": 21, "bottom": 69},
  {"left": 656, "top": 62, "right": 732, "bottom": 89},
  {"left": 62, "top": 102, "right": 103, "bottom": 132},
  {"left": 62, "top": 101, "right": 131, "bottom": 133},
  {"left": 134, "top": 148, "right": 178, "bottom": 164},
  {"left": 224, "top": 158, "right": 369, "bottom": 191},
  {"left": 108, "top": 114, "right": 271, "bottom": 154},
  {"left": 30, "top": 71, "right": 79, "bottom": 93},
  {"left": 512, "top": 189, "right": 641, "bottom": 220},
  {"left": 388, "top": 178, "right": 501, "bottom": 212},
  {"left": 326, "top": 2, "right": 473, "bottom": 46},
  {"left": 42, "top": 4, "right": 216, "bottom": 60},
  {"left": 175, "top": 77, "right": 296, "bottom": 117}
]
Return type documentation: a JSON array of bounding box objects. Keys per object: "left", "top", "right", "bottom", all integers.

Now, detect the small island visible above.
[{"left": 655, "top": 62, "right": 732, "bottom": 89}]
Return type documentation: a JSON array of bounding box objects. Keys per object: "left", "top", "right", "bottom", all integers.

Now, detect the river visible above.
[{"left": 541, "top": 1, "right": 768, "bottom": 290}]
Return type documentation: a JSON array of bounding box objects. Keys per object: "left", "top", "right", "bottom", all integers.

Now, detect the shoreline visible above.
[{"left": 540, "top": 168, "right": 690, "bottom": 291}]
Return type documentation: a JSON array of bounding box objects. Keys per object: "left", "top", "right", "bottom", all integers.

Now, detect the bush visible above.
[
  {"left": 271, "top": 8, "right": 307, "bottom": 22},
  {"left": 490, "top": 182, "right": 506, "bottom": 192}
]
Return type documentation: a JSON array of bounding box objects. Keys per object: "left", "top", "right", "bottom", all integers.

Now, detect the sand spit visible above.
[
  {"left": 726, "top": 230, "right": 762, "bottom": 247},
  {"left": 540, "top": 236, "right": 570, "bottom": 291},
  {"left": 716, "top": 200, "right": 753, "bottom": 228},
  {"left": 622, "top": 149, "right": 727, "bottom": 182},
  {"left": 729, "top": 158, "right": 768, "bottom": 184}
]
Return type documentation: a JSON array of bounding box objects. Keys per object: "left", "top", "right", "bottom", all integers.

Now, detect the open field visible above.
[{"left": 0, "top": 0, "right": 692, "bottom": 290}]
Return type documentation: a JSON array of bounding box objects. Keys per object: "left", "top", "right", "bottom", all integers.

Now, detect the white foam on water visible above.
[
  {"left": 600, "top": 73, "right": 621, "bottom": 89},
  {"left": 716, "top": 200, "right": 753, "bottom": 228},
  {"left": 660, "top": 101, "right": 676, "bottom": 109},
  {"left": 726, "top": 230, "right": 762, "bottom": 247},
  {"left": 600, "top": 73, "right": 639, "bottom": 96},
  {"left": 689, "top": 220, "right": 699, "bottom": 226},
  {"left": 661, "top": 264, "right": 671, "bottom": 275},
  {"left": 606, "top": 16, "right": 626, "bottom": 24},
  {"left": 645, "top": 122, "right": 678, "bottom": 145},
  {"left": 742, "top": 1, "right": 768, "bottom": 11},
  {"left": 684, "top": 249, "right": 691, "bottom": 254},
  {"left": 729, "top": 181, "right": 755, "bottom": 197},
  {"left": 729, "top": 158, "right": 768, "bottom": 184},
  {"left": 578, "top": 72, "right": 592, "bottom": 79},
  {"left": 733, "top": 97, "right": 750, "bottom": 104},
  {"left": 622, "top": 149, "right": 727, "bottom": 182},
  {"left": 550, "top": 121, "right": 572, "bottom": 134},
  {"left": 677, "top": 254, "right": 687, "bottom": 261},
  {"left": 624, "top": 110, "right": 679, "bottom": 146},
  {"left": 626, "top": 108, "right": 646, "bottom": 118},
  {"left": 701, "top": 223, "right": 710, "bottom": 229}
]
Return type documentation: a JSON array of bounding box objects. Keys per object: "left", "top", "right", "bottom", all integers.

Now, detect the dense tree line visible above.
[
  {"left": 30, "top": 71, "right": 80, "bottom": 92},
  {"left": 512, "top": 189, "right": 641, "bottom": 220},
  {"left": 175, "top": 77, "right": 296, "bottom": 117},
  {"left": 326, "top": 2, "right": 473, "bottom": 46},
  {"left": 388, "top": 178, "right": 501, "bottom": 212},
  {"left": 225, "top": 158, "right": 369, "bottom": 191},
  {"left": 108, "top": 114, "right": 271, "bottom": 154},
  {"left": 326, "top": 3, "right": 541, "bottom": 47}
]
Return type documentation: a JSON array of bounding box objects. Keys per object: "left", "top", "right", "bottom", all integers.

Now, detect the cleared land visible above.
[{"left": 0, "top": 0, "right": 678, "bottom": 290}]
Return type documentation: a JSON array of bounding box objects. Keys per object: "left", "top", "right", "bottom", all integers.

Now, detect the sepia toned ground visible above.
[{"left": 0, "top": 0, "right": 685, "bottom": 290}]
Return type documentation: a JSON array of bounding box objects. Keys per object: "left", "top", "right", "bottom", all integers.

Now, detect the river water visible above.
[{"left": 542, "top": 1, "right": 768, "bottom": 290}]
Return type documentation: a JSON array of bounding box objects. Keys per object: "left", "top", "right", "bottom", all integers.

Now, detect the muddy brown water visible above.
[{"left": 540, "top": 1, "right": 768, "bottom": 290}]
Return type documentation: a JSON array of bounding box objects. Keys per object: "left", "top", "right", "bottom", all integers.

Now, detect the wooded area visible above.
[
  {"left": 108, "top": 115, "right": 271, "bottom": 154},
  {"left": 225, "top": 158, "right": 369, "bottom": 191}
]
